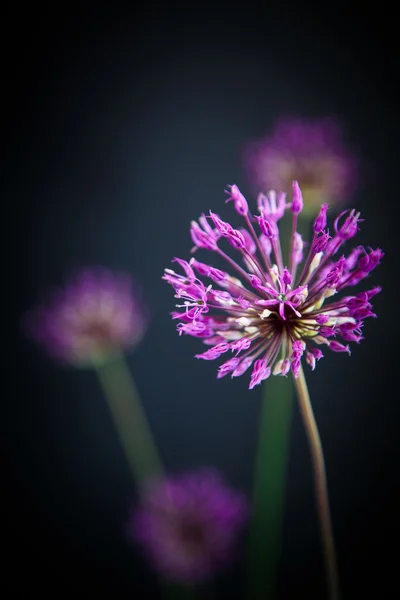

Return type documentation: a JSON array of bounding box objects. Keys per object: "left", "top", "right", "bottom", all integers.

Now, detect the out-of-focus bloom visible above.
[
  {"left": 163, "top": 183, "right": 382, "bottom": 389},
  {"left": 244, "top": 117, "right": 358, "bottom": 214},
  {"left": 24, "top": 268, "right": 148, "bottom": 366},
  {"left": 128, "top": 468, "right": 247, "bottom": 583}
]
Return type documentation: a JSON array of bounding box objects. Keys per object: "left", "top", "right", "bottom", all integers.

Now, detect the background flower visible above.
[
  {"left": 24, "top": 268, "right": 148, "bottom": 367},
  {"left": 128, "top": 468, "right": 248, "bottom": 583},
  {"left": 244, "top": 117, "right": 359, "bottom": 214}
]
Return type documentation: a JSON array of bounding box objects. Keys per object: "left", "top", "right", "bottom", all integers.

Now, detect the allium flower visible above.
[
  {"left": 24, "top": 268, "right": 148, "bottom": 366},
  {"left": 244, "top": 117, "right": 358, "bottom": 213},
  {"left": 128, "top": 469, "right": 247, "bottom": 583},
  {"left": 163, "top": 182, "right": 382, "bottom": 389}
]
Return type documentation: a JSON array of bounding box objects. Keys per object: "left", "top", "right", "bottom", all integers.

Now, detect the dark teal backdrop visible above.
[{"left": 7, "top": 3, "right": 398, "bottom": 598}]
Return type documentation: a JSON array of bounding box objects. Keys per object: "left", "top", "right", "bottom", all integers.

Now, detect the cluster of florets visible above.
[{"left": 163, "top": 182, "right": 382, "bottom": 389}]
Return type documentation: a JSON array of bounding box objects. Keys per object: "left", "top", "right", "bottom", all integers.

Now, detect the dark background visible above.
[{"left": 6, "top": 2, "right": 399, "bottom": 598}]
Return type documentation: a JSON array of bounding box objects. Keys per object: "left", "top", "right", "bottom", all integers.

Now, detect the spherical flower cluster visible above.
[
  {"left": 128, "top": 469, "right": 247, "bottom": 583},
  {"left": 163, "top": 182, "right": 382, "bottom": 389},
  {"left": 24, "top": 268, "right": 148, "bottom": 367},
  {"left": 244, "top": 117, "right": 358, "bottom": 213}
]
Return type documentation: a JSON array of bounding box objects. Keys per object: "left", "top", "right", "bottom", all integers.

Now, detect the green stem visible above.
[
  {"left": 94, "top": 352, "right": 163, "bottom": 484},
  {"left": 293, "top": 364, "right": 340, "bottom": 600},
  {"left": 246, "top": 376, "right": 294, "bottom": 599}
]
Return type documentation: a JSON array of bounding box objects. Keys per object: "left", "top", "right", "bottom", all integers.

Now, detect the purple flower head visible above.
[
  {"left": 23, "top": 268, "right": 148, "bottom": 367},
  {"left": 244, "top": 117, "right": 359, "bottom": 215},
  {"left": 127, "top": 469, "right": 247, "bottom": 584},
  {"left": 163, "top": 183, "right": 382, "bottom": 389}
]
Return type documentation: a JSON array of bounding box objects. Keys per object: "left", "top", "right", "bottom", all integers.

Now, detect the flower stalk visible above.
[
  {"left": 247, "top": 375, "right": 293, "bottom": 599},
  {"left": 294, "top": 363, "right": 340, "bottom": 600},
  {"left": 94, "top": 351, "right": 163, "bottom": 483}
]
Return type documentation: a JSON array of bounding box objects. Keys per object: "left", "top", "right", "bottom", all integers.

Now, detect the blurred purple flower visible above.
[
  {"left": 128, "top": 469, "right": 247, "bottom": 583},
  {"left": 24, "top": 268, "right": 148, "bottom": 366},
  {"left": 244, "top": 117, "right": 359, "bottom": 214}
]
